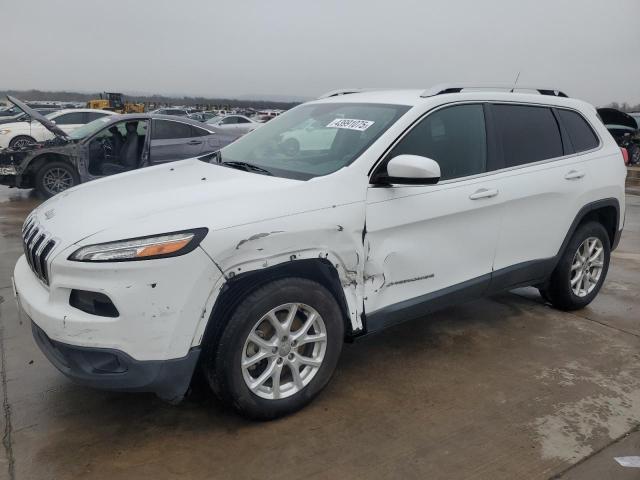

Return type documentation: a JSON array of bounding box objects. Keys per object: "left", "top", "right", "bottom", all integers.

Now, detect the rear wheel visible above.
[
  {"left": 542, "top": 221, "right": 610, "bottom": 310},
  {"left": 202, "top": 278, "right": 344, "bottom": 420},
  {"left": 34, "top": 160, "right": 79, "bottom": 198},
  {"left": 9, "top": 135, "right": 36, "bottom": 149}
]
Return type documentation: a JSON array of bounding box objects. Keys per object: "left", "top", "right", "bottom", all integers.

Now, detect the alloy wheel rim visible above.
[
  {"left": 43, "top": 168, "right": 73, "bottom": 194},
  {"left": 241, "top": 302, "right": 327, "bottom": 400},
  {"left": 570, "top": 236, "right": 604, "bottom": 297},
  {"left": 13, "top": 138, "right": 34, "bottom": 148}
]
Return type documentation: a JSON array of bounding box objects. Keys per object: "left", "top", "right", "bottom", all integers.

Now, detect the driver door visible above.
[{"left": 363, "top": 103, "right": 503, "bottom": 332}]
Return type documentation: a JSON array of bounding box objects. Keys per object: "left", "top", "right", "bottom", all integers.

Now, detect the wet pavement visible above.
[{"left": 0, "top": 186, "right": 639, "bottom": 480}]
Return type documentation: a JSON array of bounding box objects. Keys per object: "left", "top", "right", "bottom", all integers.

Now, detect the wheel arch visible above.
[
  {"left": 557, "top": 198, "right": 620, "bottom": 259},
  {"left": 199, "top": 258, "right": 356, "bottom": 354},
  {"left": 26, "top": 153, "right": 76, "bottom": 177}
]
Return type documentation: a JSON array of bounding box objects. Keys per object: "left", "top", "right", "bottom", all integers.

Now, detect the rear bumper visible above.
[{"left": 32, "top": 321, "right": 200, "bottom": 402}]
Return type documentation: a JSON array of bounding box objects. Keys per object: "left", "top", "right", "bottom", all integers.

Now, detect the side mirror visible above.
[{"left": 381, "top": 154, "right": 441, "bottom": 185}]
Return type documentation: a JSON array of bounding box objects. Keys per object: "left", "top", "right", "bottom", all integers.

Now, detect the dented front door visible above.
[{"left": 363, "top": 178, "right": 502, "bottom": 317}]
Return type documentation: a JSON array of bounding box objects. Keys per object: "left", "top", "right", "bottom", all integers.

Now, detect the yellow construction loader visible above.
[{"left": 87, "top": 92, "right": 145, "bottom": 114}]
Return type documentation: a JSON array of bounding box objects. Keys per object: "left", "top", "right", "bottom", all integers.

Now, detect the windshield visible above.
[
  {"left": 68, "top": 116, "right": 113, "bottom": 140},
  {"left": 217, "top": 102, "right": 409, "bottom": 179},
  {"left": 206, "top": 116, "right": 223, "bottom": 124}
]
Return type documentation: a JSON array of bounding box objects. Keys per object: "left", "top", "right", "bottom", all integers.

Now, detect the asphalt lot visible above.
[{"left": 0, "top": 186, "right": 639, "bottom": 480}]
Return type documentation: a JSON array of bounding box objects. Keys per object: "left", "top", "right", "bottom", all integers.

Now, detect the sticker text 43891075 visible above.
[{"left": 326, "top": 118, "right": 375, "bottom": 132}]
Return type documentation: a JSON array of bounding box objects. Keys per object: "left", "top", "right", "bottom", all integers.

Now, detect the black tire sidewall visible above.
[
  {"left": 549, "top": 221, "right": 611, "bottom": 310},
  {"left": 9, "top": 135, "right": 35, "bottom": 148},
  {"left": 211, "top": 278, "right": 344, "bottom": 420},
  {"left": 35, "top": 160, "right": 79, "bottom": 198}
]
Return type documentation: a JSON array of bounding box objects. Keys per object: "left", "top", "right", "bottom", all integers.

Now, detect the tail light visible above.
[{"left": 621, "top": 147, "right": 629, "bottom": 165}]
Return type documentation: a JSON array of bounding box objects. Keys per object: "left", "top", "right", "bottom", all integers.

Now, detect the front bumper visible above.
[{"left": 32, "top": 321, "right": 200, "bottom": 402}]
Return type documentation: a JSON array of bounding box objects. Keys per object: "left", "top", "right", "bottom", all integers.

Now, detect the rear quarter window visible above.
[{"left": 556, "top": 109, "right": 599, "bottom": 153}]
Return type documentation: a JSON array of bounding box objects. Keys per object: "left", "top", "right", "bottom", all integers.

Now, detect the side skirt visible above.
[{"left": 363, "top": 258, "right": 554, "bottom": 336}]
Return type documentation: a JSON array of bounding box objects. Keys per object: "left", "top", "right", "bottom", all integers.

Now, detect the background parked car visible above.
[
  {"left": 597, "top": 107, "right": 640, "bottom": 165},
  {"left": 0, "top": 107, "right": 61, "bottom": 126},
  {"left": 0, "top": 103, "right": 115, "bottom": 149},
  {"left": 149, "top": 107, "right": 191, "bottom": 117},
  {"left": 0, "top": 97, "right": 243, "bottom": 197},
  {"left": 205, "top": 114, "right": 261, "bottom": 135}
]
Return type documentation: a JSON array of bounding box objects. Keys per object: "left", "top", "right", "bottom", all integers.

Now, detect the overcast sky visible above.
[{"left": 2, "top": 0, "right": 639, "bottom": 105}]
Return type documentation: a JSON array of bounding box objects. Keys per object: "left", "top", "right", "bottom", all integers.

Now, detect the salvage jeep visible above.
[
  {"left": 0, "top": 96, "right": 238, "bottom": 198},
  {"left": 14, "top": 85, "right": 626, "bottom": 419}
]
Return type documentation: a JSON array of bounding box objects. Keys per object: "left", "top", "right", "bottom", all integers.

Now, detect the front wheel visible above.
[
  {"left": 9, "top": 135, "right": 36, "bottom": 149},
  {"left": 203, "top": 278, "right": 344, "bottom": 419},
  {"left": 34, "top": 160, "right": 79, "bottom": 198},
  {"left": 543, "top": 221, "right": 610, "bottom": 311}
]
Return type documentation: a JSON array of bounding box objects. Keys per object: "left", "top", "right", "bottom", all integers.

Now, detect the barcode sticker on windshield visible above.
[{"left": 326, "top": 118, "right": 375, "bottom": 131}]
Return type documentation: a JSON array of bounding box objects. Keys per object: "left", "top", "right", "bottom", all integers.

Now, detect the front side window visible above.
[
  {"left": 218, "top": 102, "right": 410, "bottom": 180},
  {"left": 221, "top": 116, "right": 239, "bottom": 125},
  {"left": 493, "top": 104, "right": 563, "bottom": 167},
  {"left": 152, "top": 120, "right": 193, "bottom": 139},
  {"left": 386, "top": 104, "right": 487, "bottom": 181}
]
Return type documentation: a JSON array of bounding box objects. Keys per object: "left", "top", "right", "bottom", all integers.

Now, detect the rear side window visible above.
[
  {"left": 388, "top": 104, "right": 487, "bottom": 180},
  {"left": 493, "top": 104, "right": 563, "bottom": 166},
  {"left": 85, "top": 112, "right": 109, "bottom": 122},
  {"left": 192, "top": 126, "right": 210, "bottom": 137},
  {"left": 557, "top": 109, "right": 599, "bottom": 153},
  {"left": 152, "top": 120, "right": 194, "bottom": 139},
  {"left": 54, "top": 112, "right": 85, "bottom": 125}
]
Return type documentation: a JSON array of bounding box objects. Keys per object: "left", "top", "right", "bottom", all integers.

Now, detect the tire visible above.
[
  {"left": 9, "top": 135, "right": 36, "bottom": 149},
  {"left": 544, "top": 221, "right": 610, "bottom": 311},
  {"left": 202, "top": 277, "right": 344, "bottom": 420},
  {"left": 34, "top": 160, "right": 79, "bottom": 198},
  {"left": 537, "top": 286, "right": 551, "bottom": 303}
]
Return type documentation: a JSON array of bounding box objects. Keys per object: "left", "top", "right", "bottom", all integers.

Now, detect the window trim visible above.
[{"left": 368, "top": 100, "right": 603, "bottom": 186}]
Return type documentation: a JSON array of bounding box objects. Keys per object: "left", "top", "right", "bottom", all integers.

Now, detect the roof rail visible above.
[
  {"left": 420, "top": 83, "right": 569, "bottom": 98},
  {"left": 317, "top": 88, "right": 369, "bottom": 99}
]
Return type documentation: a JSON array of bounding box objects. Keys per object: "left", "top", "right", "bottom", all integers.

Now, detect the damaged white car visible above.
[{"left": 14, "top": 85, "right": 626, "bottom": 419}]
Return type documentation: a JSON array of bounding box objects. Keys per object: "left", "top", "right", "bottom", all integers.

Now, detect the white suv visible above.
[{"left": 14, "top": 85, "right": 626, "bottom": 419}]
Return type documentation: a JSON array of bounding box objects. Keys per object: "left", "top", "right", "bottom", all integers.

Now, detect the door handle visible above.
[
  {"left": 564, "top": 170, "right": 585, "bottom": 180},
  {"left": 187, "top": 140, "right": 203, "bottom": 145},
  {"left": 469, "top": 188, "right": 499, "bottom": 200}
]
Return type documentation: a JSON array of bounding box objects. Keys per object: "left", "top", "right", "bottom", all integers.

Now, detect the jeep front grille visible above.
[{"left": 22, "top": 217, "right": 56, "bottom": 285}]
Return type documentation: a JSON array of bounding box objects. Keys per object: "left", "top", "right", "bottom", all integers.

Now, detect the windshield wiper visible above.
[{"left": 221, "top": 160, "right": 273, "bottom": 176}]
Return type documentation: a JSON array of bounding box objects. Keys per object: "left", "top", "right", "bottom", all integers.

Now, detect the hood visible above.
[
  {"left": 7, "top": 96, "right": 69, "bottom": 139},
  {"left": 31, "top": 158, "right": 310, "bottom": 248},
  {"left": 597, "top": 108, "right": 639, "bottom": 130}
]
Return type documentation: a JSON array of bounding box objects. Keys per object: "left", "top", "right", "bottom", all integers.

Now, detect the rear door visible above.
[
  {"left": 488, "top": 103, "right": 596, "bottom": 288},
  {"left": 149, "top": 119, "right": 207, "bottom": 162}
]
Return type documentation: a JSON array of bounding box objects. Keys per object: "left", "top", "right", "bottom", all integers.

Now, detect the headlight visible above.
[
  {"left": 68, "top": 228, "right": 208, "bottom": 262},
  {"left": 0, "top": 129, "right": 11, "bottom": 135}
]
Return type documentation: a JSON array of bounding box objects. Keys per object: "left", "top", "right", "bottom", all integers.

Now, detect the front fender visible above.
[{"left": 190, "top": 204, "right": 367, "bottom": 344}]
